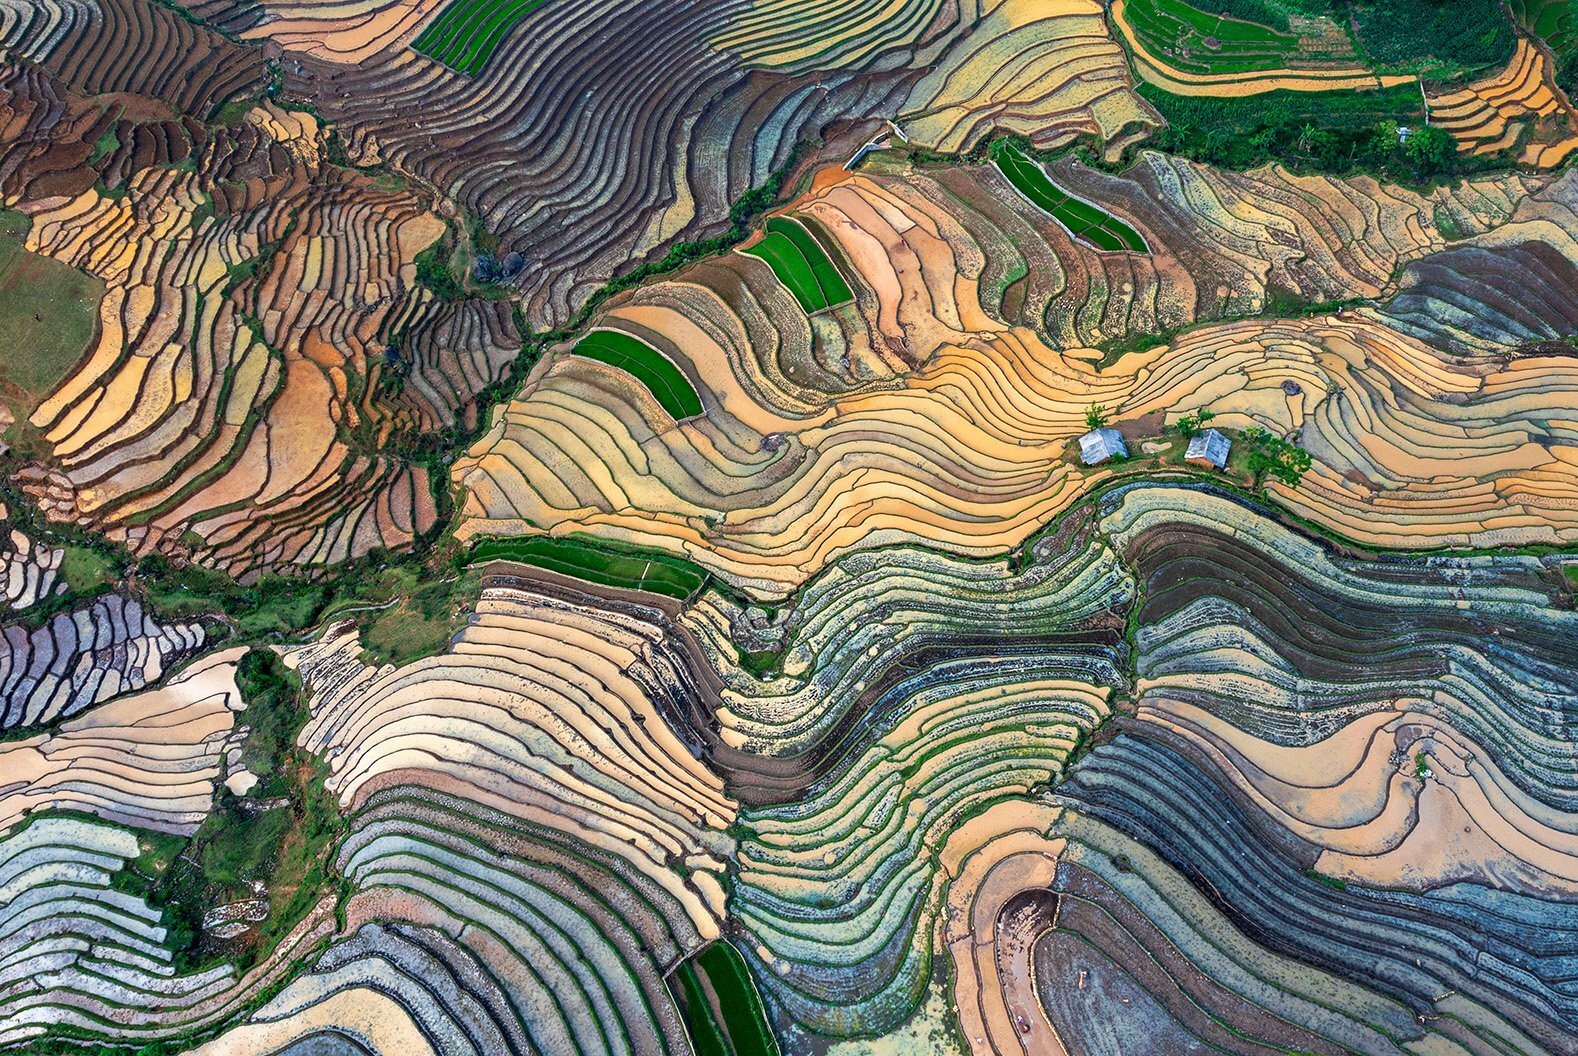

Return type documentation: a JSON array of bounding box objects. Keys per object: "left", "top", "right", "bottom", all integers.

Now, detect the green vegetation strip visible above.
[
  {"left": 1133, "top": 81, "right": 1470, "bottom": 179},
  {"left": 95, "top": 650, "right": 340, "bottom": 975},
  {"left": 571, "top": 329, "right": 703, "bottom": 420},
  {"left": 743, "top": 216, "right": 854, "bottom": 313},
  {"left": 672, "top": 939, "right": 782, "bottom": 1056},
  {"left": 992, "top": 142, "right": 1147, "bottom": 253},
  {"left": 470, "top": 535, "right": 709, "bottom": 599},
  {"left": 412, "top": 0, "right": 549, "bottom": 76}
]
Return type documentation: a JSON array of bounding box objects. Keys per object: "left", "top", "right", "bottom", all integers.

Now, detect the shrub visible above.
[
  {"left": 1085, "top": 404, "right": 1111, "bottom": 429},
  {"left": 1242, "top": 427, "right": 1313, "bottom": 487},
  {"left": 414, "top": 236, "right": 463, "bottom": 300},
  {"left": 1171, "top": 409, "right": 1216, "bottom": 438}
]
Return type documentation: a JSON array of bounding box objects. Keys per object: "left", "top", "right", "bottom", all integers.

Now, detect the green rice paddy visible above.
[
  {"left": 469, "top": 535, "right": 710, "bottom": 599},
  {"left": 571, "top": 329, "right": 704, "bottom": 420},
  {"left": 1122, "top": 0, "right": 1307, "bottom": 74},
  {"left": 412, "top": 0, "right": 549, "bottom": 76},
  {"left": 992, "top": 142, "right": 1148, "bottom": 253},
  {"left": 670, "top": 940, "right": 781, "bottom": 1056},
  {"left": 743, "top": 216, "right": 854, "bottom": 313}
]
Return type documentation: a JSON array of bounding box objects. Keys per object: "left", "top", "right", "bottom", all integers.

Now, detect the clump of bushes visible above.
[{"left": 1242, "top": 427, "right": 1313, "bottom": 487}]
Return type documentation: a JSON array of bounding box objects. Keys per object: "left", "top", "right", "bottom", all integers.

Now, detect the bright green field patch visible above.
[
  {"left": 765, "top": 216, "right": 853, "bottom": 305},
  {"left": 571, "top": 329, "right": 703, "bottom": 420},
  {"left": 1123, "top": 0, "right": 1308, "bottom": 74},
  {"left": 60, "top": 545, "right": 117, "bottom": 595},
  {"left": 744, "top": 216, "right": 854, "bottom": 313},
  {"left": 470, "top": 534, "right": 709, "bottom": 599},
  {"left": 0, "top": 210, "right": 102, "bottom": 405},
  {"left": 670, "top": 940, "right": 782, "bottom": 1056},
  {"left": 412, "top": 0, "right": 548, "bottom": 75},
  {"left": 992, "top": 142, "right": 1148, "bottom": 253}
]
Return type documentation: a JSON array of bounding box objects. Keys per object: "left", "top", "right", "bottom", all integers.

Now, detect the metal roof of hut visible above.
[
  {"left": 1185, "top": 428, "right": 1231, "bottom": 470},
  {"left": 1078, "top": 427, "right": 1128, "bottom": 466}
]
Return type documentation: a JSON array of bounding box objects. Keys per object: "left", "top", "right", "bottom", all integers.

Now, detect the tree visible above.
[
  {"left": 1085, "top": 404, "right": 1110, "bottom": 430},
  {"left": 1403, "top": 124, "right": 1456, "bottom": 175},
  {"left": 1242, "top": 427, "right": 1312, "bottom": 488},
  {"left": 1171, "top": 408, "right": 1215, "bottom": 439}
]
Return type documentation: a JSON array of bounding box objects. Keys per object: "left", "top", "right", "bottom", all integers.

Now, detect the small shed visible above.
[
  {"left": 1078, "top": 427, "right": 1128, "bottom": 466},
  {"left": 1185, "top": 428, "right": 1231, "bottom": 470}
]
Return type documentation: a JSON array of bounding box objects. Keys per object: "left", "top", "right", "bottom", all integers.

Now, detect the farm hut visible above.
[
  {"left": 1079, "top": 427, "right": 1128, "bottom": 466},
  {"left": 1186, "top": 428, "right": 1231, "bottom": 470}
]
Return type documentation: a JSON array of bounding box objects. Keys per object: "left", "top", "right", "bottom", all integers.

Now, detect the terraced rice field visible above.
[
  {"left": 571, "top": 329, "right": 705, "bottom": 420},
  {"left": 670, "top": 940, "right": 781, "bottom": 1056},
  {"left": 1426, "top": 39, "right": 1578, "bottom": 168},
  {"left": 5, "top": 5, "right": 1578, "bottom": 1056},
  {"left": 1120, "top": 0, "right": 1305, "bottom": 74},
  {"left": 743, "top": 217, "right": 855, "bottom": 313},
  {"left": 411, "top": 0, "right": 549, "bottom": 75},
  {"left": 471, "top": 534, "right": 710, "bottom": 598},
  {"left": 1110, "top": 0, "right": 1410, "bottom": 95},
  {"left": 992, "top": 141, "right": 1148, "bottom": 252}
]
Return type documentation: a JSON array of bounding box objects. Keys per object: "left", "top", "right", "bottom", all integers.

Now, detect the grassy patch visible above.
[
  {"left": 84, "top": 651, "right": 343, "bottom": 978},
  {"left": 671, "top": 939, "right": 782, "bottom": 1056},
  {"left": 414, "top": 230, "right": 464, "bottom": 300},
  {"left": 87, "top": 126, "right": 121, "bottom": 165},
  {"left": 137, "top": 555, "right": 333, "bottom": 639},
  {"left": 1304, "top": 868, "right": 1349, "bottom": 891},
  {"left": 151, "top": 650, "right": 340, "bottom": 973},
  {"left": 60, "top": 544, "right": 117, "bottom": 595},
  {"left": 1512, "top": 0, "right": 1578, "bottom": 61},
  {"left": 993, "top": 141, "right": 1147, "bottom": 252},
  {"left": 234, "top": 649, "right": 298, "bottom": 781},
  {"left": 1196, "top": 0, "right": 1334, "bottom": 30},
  {"left": 412, "top": 0, "right": 549, "bottom": 75},
  {"left": 470, "top": 534, "right": 709, "bottom": 599},
  {"left": 571, "top": 329, "right": 704, "bottom": 420},
  {"left": 0, "top": 210, "right": 103, "bottom": 406},
  {"left": 1139, "top": 77, "right": 1425, "bottom": 137},
  {"left": 1432, "top": 204, "right": 1465, "bottom": 242},
  {"left": 358, "top": 566, "right": 482, "bottom": 666},
  {"left": 1512, "top": 0, "right": 1578, "bottom": 95}
]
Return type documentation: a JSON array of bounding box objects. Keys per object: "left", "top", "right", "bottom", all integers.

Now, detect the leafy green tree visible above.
[
  {"left": 1404, "top": 125, "right": 1456, "bottom": 174},
  {"left": 1242, "top": 427, "right": 1313, "bottom": 488},
  {"left": 1171, "top": 409, "right": 1216, "bottom": 438},
  {"left": 1085, "top": 404, "right": 1110, "bottom": 430}
]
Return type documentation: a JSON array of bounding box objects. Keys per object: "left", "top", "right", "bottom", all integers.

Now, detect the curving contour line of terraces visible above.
[
  {"left": 1, "top": 1, "right": 1577, "bottom": 1054},
  {"left": 456, "top": 158, "right": 1578, "bottom": 597}
]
